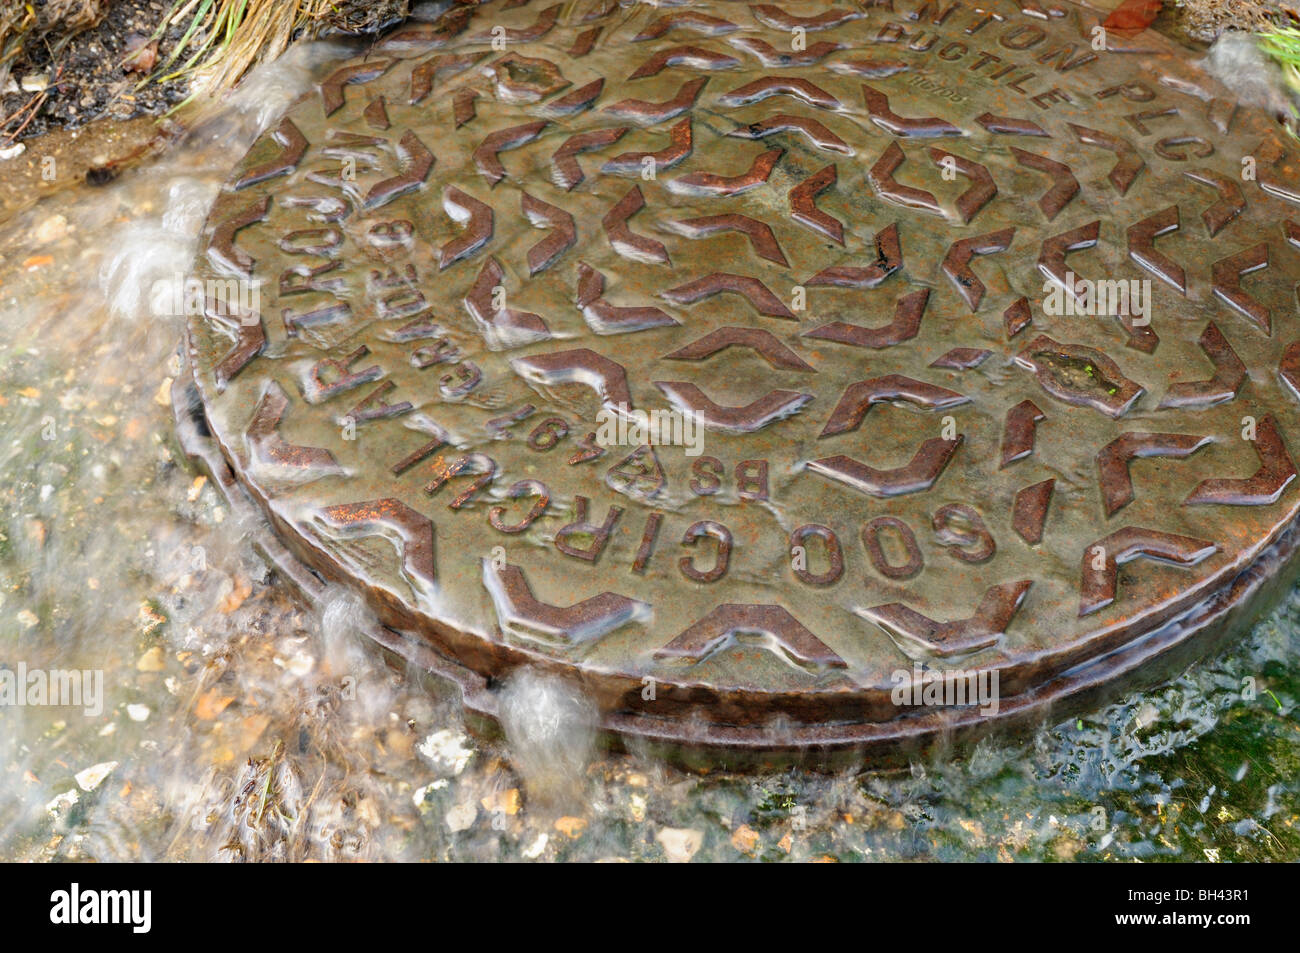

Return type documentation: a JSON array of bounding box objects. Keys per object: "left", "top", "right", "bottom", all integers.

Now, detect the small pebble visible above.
[
  {"left": 75, "top": 761, "right": 118, "bottom": 792},
  {"left": 46, "top": 790, "right": 79, "bottom": 818},
  {"left": 1135, "top": 701, "right": 1160, "bottom": 729},
  {"left": 445, "top": 800, "right": 477, "bottom": 832},
  {"left": 656, "top": 827, "right": 704, "bottom": 863},
  {"left": 555, "top": 816, "right": 587, "bottom": 839},
  {"left": 481, "top": 788, "right": 521, "bottom": 816},
  {"left": 412, "top": 779, "right": 448, "bottom": 809},
  {"left": 731, "top": 823, "right": 760, "bottom": 854},
  {"left": 33, "top": 214, "right": 68, "bottom": 245},
  {"left": 627, "top": 792, "right": 646, "bottom": 822},
  {"left": 136, "top": 646, "right": 165, "bottom": 672},
  {"left": 417, "top": 729, "right": 474, "bottom": 776}
]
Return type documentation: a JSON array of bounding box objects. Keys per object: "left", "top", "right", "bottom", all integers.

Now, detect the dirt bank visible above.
[{"left": 1, "top": 0, "right": 413, "bottom": 143}]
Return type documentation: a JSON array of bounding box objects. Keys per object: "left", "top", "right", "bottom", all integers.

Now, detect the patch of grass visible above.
[
  {"left": 145, "top": 0, "right": 409, "bottom": 108},
  {"left": 1260, "top": 26, "right": 1300, "bottom": 136},
  {"left": 145, "top": 0, "right": 313, "bottom": 109},
  {"left": 0, "top": 5, "right": 38, "bottom": 87},
  {"left": 1261, "top": 26, "right": 1300, "bottom": 95}
]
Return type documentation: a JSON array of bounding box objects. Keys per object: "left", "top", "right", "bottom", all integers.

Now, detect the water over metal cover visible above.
[{"left": 179, "top": 0, "right": 1300, "bottom": 759}]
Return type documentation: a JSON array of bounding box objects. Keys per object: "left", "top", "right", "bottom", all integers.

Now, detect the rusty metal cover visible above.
[{"left": 177, "top": 0, "right": 1300, "bottom": 760}]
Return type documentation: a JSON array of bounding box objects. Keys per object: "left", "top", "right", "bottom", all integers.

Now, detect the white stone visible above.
[
  {"left": 75, "top": 761, "right": 118, "bottom": 792},
  {"left": 417, "top": 729, "right": 474, "bottom": 776},
  {"left": 1134, "top": 702, "right": 1159, "bottom": 729},
  {"left": 33, "top": 214, "right": 68, "bottom": 245},
  {"left": 412, "top": 779, "right": 448, "bottom": 809},
  {"left": 656, "top": 827, "right": 704, "bottom": 863},
  {"left": 46, "top": 789, "right": 79, "bottom": 817},
  {"left": 445, "top": 800, "right": 477, "bottom": 832}
]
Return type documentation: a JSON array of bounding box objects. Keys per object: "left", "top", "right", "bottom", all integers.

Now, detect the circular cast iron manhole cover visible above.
[{"left": 176, "top": 0, "right": 1300, "bottom": 762}]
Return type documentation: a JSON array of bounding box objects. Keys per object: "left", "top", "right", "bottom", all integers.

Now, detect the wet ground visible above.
[{"left": 0, "top": 39, "right": 1298, "bottom": 864}]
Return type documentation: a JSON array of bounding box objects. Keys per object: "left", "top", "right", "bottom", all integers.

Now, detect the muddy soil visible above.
[
  {"left": 1, "top": 0, "right": 413, "bottom": 144},
  {"left": 1, "top": 0, "right": 192, "bottom": 142}
]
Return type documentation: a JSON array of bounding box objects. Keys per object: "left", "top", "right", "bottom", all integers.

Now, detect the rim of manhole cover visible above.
[{"left": 175, "top": 0, "right": 1300, "bottom": 764}]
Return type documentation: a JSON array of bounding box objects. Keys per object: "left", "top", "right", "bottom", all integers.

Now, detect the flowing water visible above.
[{"left": 1, "top": 40, "right": 1298, "bottom": 864}]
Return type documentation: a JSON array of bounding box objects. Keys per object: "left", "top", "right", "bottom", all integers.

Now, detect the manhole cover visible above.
[{"left": 176, "top": 0, "right": 1300, "bottom": 761}]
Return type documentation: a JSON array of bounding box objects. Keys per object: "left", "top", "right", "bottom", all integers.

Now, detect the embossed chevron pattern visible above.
[
  {"left": 1211, "top": 242, "right": 1272, "bottom": 334},
  {"left": 929, "top": 148, "right": 997, "bottom": 224},
  {"left": 663, "top": 327, "right": 813, "bottom": 371},
  {"left": 463, "top": 257, "right": 550, "bottom": 348},
  {"left": 474, "top": 119, "right": 547, "bottom": 184},
  {"left": 1127, "top": 205, "right": 1186, "bottom": 293},
  {"left": 1010, "top": 147, "right": 1078, "bottom": 221},
  {"left": 862, "top": 581, "right": 1032, "bottom": 657},
  {"left": 319, "top": 498, "right": 436, "bottom": 587},
  {"left": 439, "top": 187, "right": 493, "bottom": 269},
  {"left": 1038, "top": 221, "right": 1100, "bottom": 300},
  {"left": 1097, "top": 432, "right": 1212, "bottom": 516},
  {"left": 1184, "top": 167, "right": 1246, "bottom": 236},
  {"left": 552, "top": 127, "right": 627, "bottom": 191},
  {"left": 671, "top": 146, "right": 781, "bottom": 196},
  {"left": 661, "top": 273, "right": 794, "bottom": 319},
  {"left": 668, "top": 214, "right": 787, "bottom": 265},
  {"left": 804, "top": 289, "right": 929, "bottom": 349},
  {"left": 408, "top": 52, "right": 481, "bottom": 105},
  {"left": 818, "top": 375, "right": 969, "bottom": 438},
  {"left": 727, "top": 112, "right": 852, "bottom": 154},
  {"left": 246, "top": 382, "right": 342, "bottom": 475},
  {"left": 603, "top": 185, "right": 669, "bottom": 264},
  {"left": 869, "top": 142, "right": 941, "bottom": 215},
  {"left": 862, "top": 85, "right": 962, "bottom": 138},
  {"left": 1159, "top": 323, "right": 1246, "bottom": 409},
  {"left": 234, "top": 118, "right": 308, "bottom": 189},
  {"left": 1068, "top": 123, "right": 1145, "bottom": 194},
  {"left": 484, "top": 561, "right": 649, "bottom": 641},
  {"left": 656, "top": 604, "right": 845, "bottom": 668},
  {"left": 628, "top": 44, "right": 739, "bottom": 79},
  {"left": 1184, "top": 415, "right": 1297, "bottom": 506},
  {"left": 942, "top": 227, "right": 1014, "bottom": 311},
  {"left": 602, "top": 117, "right": 693, "bottom": 175},
  {"left": 520, "top": 191, "right": 576, "bottom": 275},
  {"left": 654, "top": 381, "right": 812, "bottom": 433},
  {"left": 788, "top": 163, "right": 842, "bottom": 243},
  {"left": 604, "top": 76, "right": 707, "bottom": 123},
  {"left": 1079, "top": 528, "right": 1217, "bottom": 616},
  {"left": 575, "top": 262, "right": 677, "bottom": 334}
]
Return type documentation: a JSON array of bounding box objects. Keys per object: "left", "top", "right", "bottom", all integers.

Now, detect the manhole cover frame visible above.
[{"left": 173, "top": 0, "right": 1300, "bottom": 764}]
